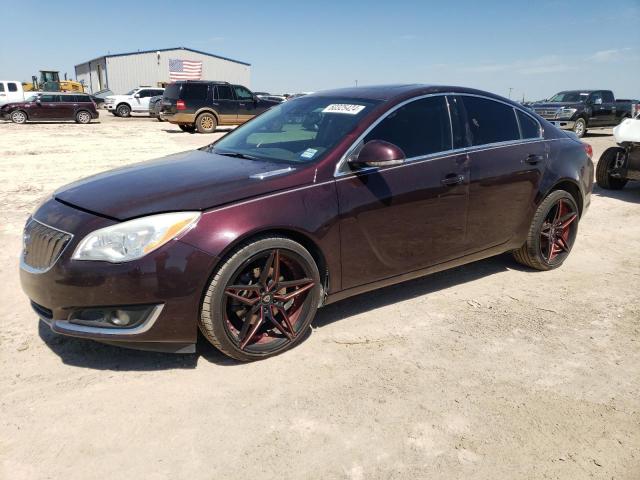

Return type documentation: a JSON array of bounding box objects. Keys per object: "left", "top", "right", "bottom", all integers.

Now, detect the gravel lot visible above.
[{"left": 1, "top": 112, "right": 638, "bottom": 479}]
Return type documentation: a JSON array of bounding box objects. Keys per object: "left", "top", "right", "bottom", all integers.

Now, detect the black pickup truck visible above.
[{"left": 527, "top": 90, "right": 639, "bottom": 138}]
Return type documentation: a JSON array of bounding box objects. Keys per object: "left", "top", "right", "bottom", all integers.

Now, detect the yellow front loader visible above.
[{"left": 22, "top": 70, "right": 85, "bottom": 93}]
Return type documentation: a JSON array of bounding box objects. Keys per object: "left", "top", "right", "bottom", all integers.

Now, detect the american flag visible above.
[{"left": 169, "top": 59, "right": 203, "bottom": 80}]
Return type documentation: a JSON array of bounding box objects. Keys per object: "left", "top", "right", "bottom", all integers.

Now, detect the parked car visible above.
[
  {"left": 527, "top": 90, "right": 638, "bottom": 137},
  {"left": 90, "top": 88, "right": 114, "bottom": 108},
  {"left": 160, "top": 81, "right": 280, "bottom": 133},
  {"left": 255, "top": 92, "right": 286, "bottom": 103},
  {"left": 0, "top": 80, "right": 28, "bottom": 107},
  {"left": 615, "top": 99, "right": 640, "bottom": 119},
  {"left": 149, "top": 95, "right": 164, "bottom": 121},
  {"left": 1, "top": 92, "right": 98, "bottom": 124},
  {"left": 20, "top": 84, "right": 593, "bottom": 360},
  {"left": 104, "top": 87, "right": 165, "bottom": 117},
  {"left": 596, "top": 113, "right": 640, "bottom": 189}
]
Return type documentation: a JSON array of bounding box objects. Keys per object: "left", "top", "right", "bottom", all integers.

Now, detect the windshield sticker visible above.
[
  {"left": 301, "top": 148, "right": 318, "bottom": 159},
  {"left": 322, "top": 104, "right": 366, "bottom": 115}
]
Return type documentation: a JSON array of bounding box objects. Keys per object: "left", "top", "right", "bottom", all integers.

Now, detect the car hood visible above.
[
  {"left": 530, "top": 102, "right": 582, "bottom": 109},
  {"left": 54, "top": 149, "right": 311, "bottom": 220}
]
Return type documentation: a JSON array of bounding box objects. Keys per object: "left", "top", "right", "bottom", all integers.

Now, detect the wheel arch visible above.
[
  {"left": 195, "top": 108, "right": 220, "bottom": 123},
  {"left": 11, "top": 109, "right": 29, "bottom": 120},
  {"left": 545, "top": 179, "right": 584, "bottom": 216},
  {"left": 115, "top": 102, "right": 131, "bottom": 110}
]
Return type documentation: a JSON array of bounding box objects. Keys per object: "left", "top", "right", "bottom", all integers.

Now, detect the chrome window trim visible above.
[
  {"left": 334, "top": 92, "right": 544, "bottom": 178},
  {"left": 20, "top": 217, "right": 74, "bottom": 275},
  {"left": 50, "top": 304, "right": 165, "bottom": 336}
]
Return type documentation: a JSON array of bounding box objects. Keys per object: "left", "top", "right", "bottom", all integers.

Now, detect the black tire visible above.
[
  {"left": 116, "top": 103, "right": 131, "bottom": 117},
  {"left": 195, "top": 112, "right": 217, "bottom": 134},
  {"left": 178, "top": 124, "right": 196, "bottom": 132},
  {"left": 596, "top": 147, "right": 628, "bottom": 190},
  {"left": 513, "top": 190, "right": 580, "bottom": 271},
  {"left": 75, "top": 110, "right": 92, "bottom": 124},
  {"left": 10, "top": 110, "right": 28, "bottom": 124},
  {"left": 199, "top": 236, "right": 321, "bottom": 361},
  {"left": 573, "top": 117, "right": 587, "bottom": 138}
]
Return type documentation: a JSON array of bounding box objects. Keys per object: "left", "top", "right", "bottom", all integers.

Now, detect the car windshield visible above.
[
  {"left": 125, "top": 89, "right": 139, "bottom": 95},
  {"left": 548, "top": 91, "right": 589, "bottom": 103},
  {"left": 207, "top": 96, "right": 381, "bottom": 164}
]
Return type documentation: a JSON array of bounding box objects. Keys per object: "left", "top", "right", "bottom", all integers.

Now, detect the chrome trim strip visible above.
[
  {"left": 333, "top": 91, "right": 544, "bottom": 177},
  {"left": 51, "top": 304, "right": 164, "bottom": 336},
  {"left": 250, "top": 167, "right": 295, "bottom": 180},
  {"left": 20, "top": 217, "right": 74, "bottom": 274}
]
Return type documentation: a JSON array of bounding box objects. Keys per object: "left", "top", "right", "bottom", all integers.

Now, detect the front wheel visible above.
[
  {"left": 596, "top": 147, "right": 628, "bottom": 190},
  {"left": 10, "top": 110, "right": 27, "bottom": 124},
  {"left": 573, "top": 118, "right": 587, "bottom": 138},
  {"left": 199, "top": 236, "right": 321, "bottom": 361},
  {"left": 513, "top": 190, "right": 579, "bottom": 271},
  {"left": 116, "top": 103, "right": 131, "bottom": 117}
]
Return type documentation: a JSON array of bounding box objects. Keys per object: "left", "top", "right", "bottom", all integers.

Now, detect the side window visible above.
[
  {"left": 589, "top": 92, "right": 603, "bottom": 105},
  {"left": 182, "top": 83, "right": 208, "bottom": 102},
  {"left": 152, "top": 89, "right": 164, "bottom": 96},
  {"left": 216, "top": 85, "right": 234, "bottom": 100},
  {"left": 138, "top": 90, "right": 152, "bottom": 98},
  {"left": 462, "top": 96, "right": 520, "bottom": 146},
  {"left": 79, "top": 95, "right": 91, "bottom": 102},
  {"left": 516, "top": 110, "right": 541, "bottom": 139},
  {"left": 364, "top": 96, "right": 452, "bottom": 158},
  {"left": 40, "top": 94, "right": 59, "bottom": 102},
  {"left": 602, "top": 91, "right": 614, "bottom": 103},
  {"left": 233, "top": 86, "right": 254, "bottom": 101},
  {"left": 0, "top": 83, "right": 5, "bottom": 92},
  {"left": 8, "top": 82, "right": 18, "bottom": 92}
]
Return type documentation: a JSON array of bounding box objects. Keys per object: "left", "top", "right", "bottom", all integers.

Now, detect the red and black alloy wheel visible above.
[
  {"left": 199, "top": 237, "right": 321, "bottom": 361},
  {"left": 513, "top": 190, "right": 579, "bottom": 271}
]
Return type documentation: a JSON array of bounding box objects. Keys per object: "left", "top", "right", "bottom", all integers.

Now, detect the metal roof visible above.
[{"left": 75, "top": 47, "right": 250, "bottom": 67}]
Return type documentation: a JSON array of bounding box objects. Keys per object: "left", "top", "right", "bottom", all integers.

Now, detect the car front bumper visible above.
[{"left": 19, "top": 198, "right": 218, "bottom": 353}]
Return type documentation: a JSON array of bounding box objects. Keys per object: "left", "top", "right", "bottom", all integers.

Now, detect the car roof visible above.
[{"left": 310, "top": 84, "right": 517, "bottom": 104}]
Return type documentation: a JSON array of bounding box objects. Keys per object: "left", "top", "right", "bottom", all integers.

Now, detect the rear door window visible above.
[
  {"left": 40, "top": 94, "right": 60, "bottom": 102},
  {"left": 602, "top": 91, "right": 614, "bottom": 103},
  {"left": 461, "top": 96, "right": 520, "bottom": 146},
  {"left": 516, "top": 110, "right": 541, "bottom": 139},
  {"left": 364, "top": 96, "right": 452, "bottom": 158},
  {"left": 216, "top": 85, "right": 234, "bottom": 100},
  {"left": 8, "top": 83, "right": 18, "bottom": 92}
]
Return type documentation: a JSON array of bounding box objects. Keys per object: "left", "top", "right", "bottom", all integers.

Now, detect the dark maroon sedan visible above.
[
  {"left": 2, "top": 92, "right": 98, "bottom": 124},
  {"left": 20, "top": 85, "right": 593, "bottom": 360}
]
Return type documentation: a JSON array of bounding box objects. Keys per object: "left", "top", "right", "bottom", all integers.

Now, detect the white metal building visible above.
[{"left": 74, "top": 47, "right": 251, "bottom": 94}]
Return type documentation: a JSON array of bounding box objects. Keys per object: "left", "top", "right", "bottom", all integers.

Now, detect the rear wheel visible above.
[
  {"left": 116, "top": 103, "right": 131, "bottom": 117},
  {"left": 573, "top": 118, "right": 587, "bottom": 138},
  {"left": 10, "top": 110, "right": 27, "bottom": 124},
  {"left": 513, "top": 190, "right": 579, "bottom": 271},
  {"left": 195, "top": 112, "right": 217, "bottom": 133},
  {"left": 199, "top": 236, "right": 321, "bottom": 361},
  {"left": 75, "top": 110, "right": 92, "bottom": 124},
  {"left": 178, "top": 124, "right": 196, "bottom": 132},
  {"left": 596, "top": 147, "right": 628, "bottom": 190}
]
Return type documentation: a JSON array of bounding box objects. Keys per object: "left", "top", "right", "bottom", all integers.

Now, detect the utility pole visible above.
[{"left": 508, "top": 87, "right": 513, "bottom": 99}]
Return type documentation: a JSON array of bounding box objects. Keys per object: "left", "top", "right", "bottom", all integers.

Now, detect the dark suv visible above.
[
  {"left": 161, "top": 81, "right": 279, "bottom": 133},
  {"left": 1, "top": 92, "right": 98, "bottom": 124}
]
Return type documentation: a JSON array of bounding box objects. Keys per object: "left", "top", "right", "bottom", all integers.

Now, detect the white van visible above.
[{"left": 0, "top": 81, "right": 28, "bottom": 107}]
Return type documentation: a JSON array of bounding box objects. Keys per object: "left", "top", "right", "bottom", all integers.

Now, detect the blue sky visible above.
[{"left": 1, "top": 0, "right": 639, "bottom": 100}]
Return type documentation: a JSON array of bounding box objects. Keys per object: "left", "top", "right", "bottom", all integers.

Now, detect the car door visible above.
[
  {"left": 460, "top": 95, "right": 547, "bottom": 252},
  {"left": 599, "top": 90, "right": 616, "bottom": 124},
  {"left": 587, "top": 91, "right": 606, "bottom": 126},
  {"left": 234, "top": 85, "right": 258, "bottom": 123},
  {"left": 214, "top": 85, "right": 238, "bottom": 124},
  {"left": 58, "top": 95, "right": 77, "bottom": 119},
  {"left": 35, "top": 94, "right": 64, "bottom": 119},
  {"left": 133, "top": 89, "right": 152, "bottom": 111},
  {"left": 336, "top": 95, "right": 469, "bottom": 289}
]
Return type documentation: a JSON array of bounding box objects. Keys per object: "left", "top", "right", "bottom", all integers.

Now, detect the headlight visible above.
[
  {"left": 72, "top": 212, "right": 200, "bottom": 262},
  {"left": 556, "top": 108, "right": 577, "bottom": 119}
]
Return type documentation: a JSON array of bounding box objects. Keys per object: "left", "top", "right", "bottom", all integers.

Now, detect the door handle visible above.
[
  {"left": 524, "top": 154, "right": 544, "bottom": 165},
  {"left": 441, "top": 174, "right": 464, "bottom": 186}
]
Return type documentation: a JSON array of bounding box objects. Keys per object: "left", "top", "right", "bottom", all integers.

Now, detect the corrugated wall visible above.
[
  {"left": 105, "top": 49, "right": 251, "bottom": 94},
  {"left": 75, "top": 58, "right": 107, "bottom": 93}
]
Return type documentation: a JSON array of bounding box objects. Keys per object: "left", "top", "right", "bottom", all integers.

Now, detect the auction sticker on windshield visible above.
[{"left": 322, "top": 104, "right": 366, "bottom": 115}]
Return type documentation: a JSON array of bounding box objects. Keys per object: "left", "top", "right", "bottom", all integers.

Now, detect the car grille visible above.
[
  {"left": 22, "top": 219, "right": 72, "bottom": 272},
  {"left": 534, "top": 109, "right": 558, "bottom": 119}
]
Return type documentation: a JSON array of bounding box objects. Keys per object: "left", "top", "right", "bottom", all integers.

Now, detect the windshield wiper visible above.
[{"left": 215, "top": 150, "right": 260, "bottom": 160}]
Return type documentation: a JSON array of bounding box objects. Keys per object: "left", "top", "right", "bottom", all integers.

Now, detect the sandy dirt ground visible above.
[{"left": 1, "top": 112, "right": 638, "bottom": 480}]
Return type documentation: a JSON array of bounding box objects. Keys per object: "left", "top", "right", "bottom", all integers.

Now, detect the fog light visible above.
[{"left": 68, "top": 305, "right": 157, "bottom": 329}]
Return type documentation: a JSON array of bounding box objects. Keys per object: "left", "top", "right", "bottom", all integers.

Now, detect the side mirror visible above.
[
  {"left": 134, "top": 93, "right": 140, "bottom": 98},
  {"left": 349, "top": 140, "right": 406, "bottom": 168}
]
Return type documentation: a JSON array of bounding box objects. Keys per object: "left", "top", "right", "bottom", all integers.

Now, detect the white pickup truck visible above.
[
  {"left": 0, "top": 80, "right": 29, "bottom": 107},
  {"left": 104, "top": 87, "right": 165, "bottom": 117}
]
